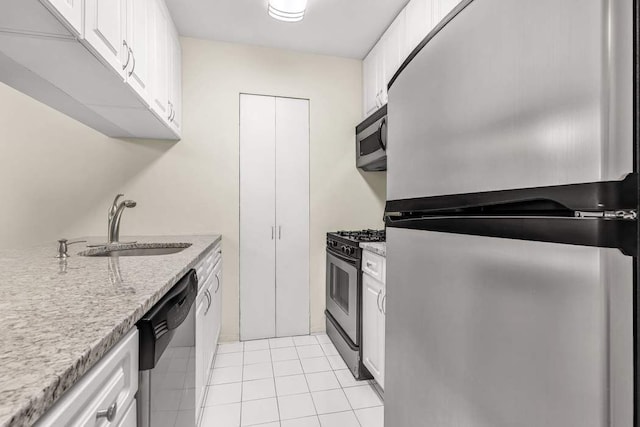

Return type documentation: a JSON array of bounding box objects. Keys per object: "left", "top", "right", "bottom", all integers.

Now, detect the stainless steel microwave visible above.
[{"left": 356, "top": 104, "right": 387, "bottom": 171}]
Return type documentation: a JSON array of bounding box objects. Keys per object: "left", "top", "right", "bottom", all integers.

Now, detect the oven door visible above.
[{"left": 326, "top": 248, "right": 359, "bottom": 345}]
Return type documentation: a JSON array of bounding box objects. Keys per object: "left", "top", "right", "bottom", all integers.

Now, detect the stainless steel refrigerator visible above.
[{"left": 384, "top": 0, "right": 638, "bottom": 426}]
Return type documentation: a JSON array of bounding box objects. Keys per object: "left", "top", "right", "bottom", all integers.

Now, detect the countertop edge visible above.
[
  {"left": 359, "top": 242, "right": 387, "bottom": 257},
  {"left": 3, "top": 235, "right": 221, "bottom": 427}
]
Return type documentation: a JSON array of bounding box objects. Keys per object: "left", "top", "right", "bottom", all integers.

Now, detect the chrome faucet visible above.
[{"left": 108, "top": 194, "right": 137, "bottom": 244}]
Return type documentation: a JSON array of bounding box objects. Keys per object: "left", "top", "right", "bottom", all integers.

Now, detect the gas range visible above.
[
  {"left": 326, "top": 229, "right": 385, "bottom": 259},
  {"left": 325, "top": 228, "right": 385, "bottom": 380}
]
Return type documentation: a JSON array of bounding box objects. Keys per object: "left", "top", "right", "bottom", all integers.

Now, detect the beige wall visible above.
[{"left": 0, "top": 37, "right": 386, "bottom": 340}]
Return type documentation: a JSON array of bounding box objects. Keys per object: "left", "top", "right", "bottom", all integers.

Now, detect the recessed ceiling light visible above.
[{"left": 268, "top": 0, "right": 308, "bottom": 23}]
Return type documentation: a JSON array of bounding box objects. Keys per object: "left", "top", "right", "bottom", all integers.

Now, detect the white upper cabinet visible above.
[
  {"left": 41, "top": 0, "right": 84, "bottom": 36},
  {"left": 84, "top": 0, "right": 127, "bottom": 77},
  {"left": 167, "top": 27, "right": 182, "bottom": 132},
  {"left": 404, "top": 0, "right": 432, "bottom": 55},
  {"left": 363, "top": 42, "right": 383, "bottom": 118},
  {"left": 362, "top": 0, "right": 461, "bottom": 118},
  {"left": 381, "top": 8, "right": 407, "bottom": 91},
  {"left": 149, "top": 0, "right": 170, "bottom": 120},
  {"left": 0, "top": 0, "right": 181, "bottom": 140},
  {"left": 124, "top": 0, "right": 150, "bottom": 103},
  {"left": 433, "top": 0, "right": 460, "bottom": 25}
]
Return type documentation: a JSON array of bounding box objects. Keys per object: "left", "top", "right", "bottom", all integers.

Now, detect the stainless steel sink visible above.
[{"left": 79, "top": 243, "right": 192, "bottom": 257}]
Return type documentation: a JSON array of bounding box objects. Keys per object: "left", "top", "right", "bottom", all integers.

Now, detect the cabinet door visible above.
[
  {"left": 433, "top": 0, "right": 460, "bottom": 26},
  {"left": 405, "top": 0, "right": 433, "bottom": 54},
  {"left": 362, "top": 50, "right": 377, "bottom": 118},
  {"left": 362, "top": 274, "right": 383, "bottom": 382},
  {"left": 84, "top": 0, "right": 126, "bottom": 76},
  {"left": 204, "top": 281, "right": 217, "bottom": 376},
  {"left": 195, "top": 296, "right": 207, "bottom": 411},
  {"left": 240, "top": 94, "right": 277, "bottom": 340},
  {"left": 167, "top": 27, "right": 182, "bottom": 133},
  {"left": 382, "top": 8, "right": 407, "bottom": 88},
  {"left": 149, "top": 0, "right": 169, "bottom": 121},
  {"left": 378, "top": 284, "right": 386, "bottom": 389},
  {"left": 42, "top": 0, "right": 84, "bottom": 36},
  {"left": 275, "top": 97, "right": 310, "bottom": 337},
  {"left": 212, "top": 260, "right": 223, "bottom": 347},
  {"left": 115, "top": 399, "right": 137, "bottom": 427},
  {"left": 124, "top": 0, "right": 150, "bottom": 103},
  {"left": 373, "top": 42, "right": 387, "bottom": 106}
]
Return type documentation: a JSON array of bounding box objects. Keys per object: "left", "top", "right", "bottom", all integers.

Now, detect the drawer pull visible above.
[{"left": 96, "top": 401, "right": 117, "bottom": 422}]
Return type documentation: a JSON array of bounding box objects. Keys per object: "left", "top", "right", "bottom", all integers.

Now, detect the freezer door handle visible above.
[
  {"left": 386, "top": 174, "right": 638, "bottom": 215},
  {"left": 385, "top": 215, "right": 637, "bottom": 257}
]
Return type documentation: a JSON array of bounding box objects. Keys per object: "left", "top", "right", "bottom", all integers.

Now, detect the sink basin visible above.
[{"left": 79, "top": 243, "right": 192, "bottom": 257}]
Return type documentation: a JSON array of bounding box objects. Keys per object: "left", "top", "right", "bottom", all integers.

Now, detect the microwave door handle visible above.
[{"left": 377, "top": 117, "right": 386, "bottom": 151}]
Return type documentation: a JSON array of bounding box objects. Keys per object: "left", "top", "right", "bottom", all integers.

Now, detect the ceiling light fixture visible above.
[{"left": 268, "top": 0, "right": 308, "bottom": 23}]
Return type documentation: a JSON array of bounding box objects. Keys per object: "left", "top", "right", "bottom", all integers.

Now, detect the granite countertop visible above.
[
  {"left": 360, "top": 242, "right": 386, "bottom": 257},
  {"left": 0, "top": 234, "right": 221, "bottom": 427}
]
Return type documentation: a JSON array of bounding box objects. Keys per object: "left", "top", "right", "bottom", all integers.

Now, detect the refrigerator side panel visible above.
[
  {"left": 387, "top": 0, "right": 632, "bottom": 200},
  {"left": 384, "top": 228, "right": 632, "bottom": 427}
]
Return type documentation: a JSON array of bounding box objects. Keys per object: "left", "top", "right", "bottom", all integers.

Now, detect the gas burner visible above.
[{"left": 334, "top": 229, "right": 386, "bottom": 242}]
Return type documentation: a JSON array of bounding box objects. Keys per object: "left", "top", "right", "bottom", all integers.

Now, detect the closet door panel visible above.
[
  {"left": 275, "top": 97, "right": 310, "bottom": 337},
  {"left": 240, "top": 94, "right": 277, "bottom": 341}
]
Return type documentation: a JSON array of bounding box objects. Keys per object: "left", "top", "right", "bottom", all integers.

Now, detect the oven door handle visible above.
[{"left": 327, "top": 248, "right": 357, "bottom": 266}]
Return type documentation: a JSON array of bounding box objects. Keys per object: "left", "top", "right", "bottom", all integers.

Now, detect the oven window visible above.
[{"left": 330, "top": 264, "right": 350, "bottom": 314}]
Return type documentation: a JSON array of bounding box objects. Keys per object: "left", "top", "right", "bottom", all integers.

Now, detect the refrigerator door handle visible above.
[
  {"left": 385, "top": 215, "right": 638, "bottom": 257},
  {"left": 385, "top": 174, "right": 638, "bottom": 216}
]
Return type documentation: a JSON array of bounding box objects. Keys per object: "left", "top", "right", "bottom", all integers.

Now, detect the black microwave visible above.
[{"left": 356, "top": 104, "right": 387, "bottom": 171}]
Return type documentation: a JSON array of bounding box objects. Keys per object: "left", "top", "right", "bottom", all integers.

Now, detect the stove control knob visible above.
[
  {"left": 331, "top": 241, "right": 338, "bottom": 247},
  {"left": 341, "top": 245, "right": 347, "bottom": 253},
  {"left": 346, "top": 247, "right": 355, "bottom": 256}
]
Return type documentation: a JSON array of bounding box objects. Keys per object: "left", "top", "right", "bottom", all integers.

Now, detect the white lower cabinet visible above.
[
  {"left": 116, "top": 399, "right": 137, "bottom": 427},
  {"left": 35, "top": 329, "right": 139, "bottom": 427},
  {"left": 195, "top": 245, "right": 223, "bottom": 419},
  {"left": 362, "top": 253, "right": 386, "bottom": 389}
]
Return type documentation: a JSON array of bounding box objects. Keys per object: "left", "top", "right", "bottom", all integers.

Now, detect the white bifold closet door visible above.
[{"left": 240, "top": 94, "right": 310, "bottom": 341}]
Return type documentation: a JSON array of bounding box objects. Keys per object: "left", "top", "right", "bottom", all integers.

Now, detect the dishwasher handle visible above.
[{"left": 137, "top": 269, "right": 198, "bottom": 370}]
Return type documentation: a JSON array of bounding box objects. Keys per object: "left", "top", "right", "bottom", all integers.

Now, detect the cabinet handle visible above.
[
  {"left": 170, "top": 106, "right": 176, "bottom": 122},
  {"left": 271, "top": 226, "right": 274, "bottom": 240},
  {"left": 204, "top": 290, "right": 212, "bottom": 315},
  {"left": 214, "top": 273, "right": 220, "bottom": 294},
  {"left": 382, "top": 294, "right": 386, "bottom": 315},
  {"left": 278, "top": 226, "right": 282, "bottom": 240},
  {"left": 122, "top": 41, "right": 131, "bottom": 70},
  {"left": 96, "top": 401, "right": 117, "bottom": 422},
  {"left": 167, "top": 101, "right": 173, "bottom": 121},
  {"left": 128, "top": 47, "right": 135, "bottom": 77},
  {"left": 366, "top": 260, "right": 375, "bottom": 270},
  {"left": 376, "top": 289, "right": 382, "bottom": 313}
]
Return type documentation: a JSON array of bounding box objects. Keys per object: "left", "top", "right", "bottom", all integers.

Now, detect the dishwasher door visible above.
[{"left": 137, "top": 269, "right": 198, "bottom": 427}]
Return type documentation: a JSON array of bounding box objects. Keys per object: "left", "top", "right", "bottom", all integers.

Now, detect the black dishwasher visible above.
[{"left": 137, "top": 269, "right": 198, "bottom": 427}]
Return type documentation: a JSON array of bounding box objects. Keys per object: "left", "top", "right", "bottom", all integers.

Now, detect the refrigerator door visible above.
[
  {"left": 387, "top": 0, "right": 633, "bottom": 201},
  {"left": 385, "top": 228, "right": 633, "bottom": 427}
]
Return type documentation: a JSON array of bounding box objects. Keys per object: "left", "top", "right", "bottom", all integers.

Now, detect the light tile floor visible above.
[{"left": 200, "top": 334, "right": 384, "bottom": 427}]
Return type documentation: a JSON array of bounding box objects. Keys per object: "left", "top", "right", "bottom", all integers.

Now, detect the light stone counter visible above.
[
  {"left": 0, "top": 234, "right": 221, "bottom": 427},
  {"left": 360, "top": 242, "right": 386, "bottom": 257}
]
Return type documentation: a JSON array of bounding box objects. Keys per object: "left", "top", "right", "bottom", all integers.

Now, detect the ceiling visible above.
[{"left": 165, "top": 0, "right": 410, "bottom": 59}]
